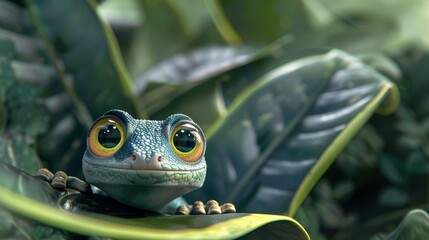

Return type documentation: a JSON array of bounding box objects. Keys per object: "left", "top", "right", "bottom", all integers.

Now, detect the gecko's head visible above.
[{"left": 82, "top": 109, "right": 206, "bottom": 211}]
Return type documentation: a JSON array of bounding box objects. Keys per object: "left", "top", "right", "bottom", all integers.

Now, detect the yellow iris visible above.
[
  {"left": 170, "top": 123, "right": 204, "bottom": 163},
  {"left": 88, "top": 117, "right": 125, "bottom": 158}
]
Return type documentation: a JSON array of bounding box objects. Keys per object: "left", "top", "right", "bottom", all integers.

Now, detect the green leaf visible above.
[
  {"left": 137, "top": 43, "right": 279, "bottom": 117},
  {"left": 219, "top": 0, "right": 315, "bottom": 44},
  {"left": 145, "top": 36, "right": 295, "bottom": 130},
  {"left": 295, "top": 203, "right": 323, "bottom": 240},
  {"left": 378, "top": 153, "right": 408, "bottom": 186},
  {"left": 0, "top": 137, "right": 42, "bottom": 176},
  {"left": 333, "top": 181, "right": 354, "bottom": 201},
  {"left": 117, "top": 0, "right": 194, "bottom": 78},
  {"left": 386, "top": 209, "right": 429, "bottom": 240},
  {"left": 318, "top": 0, "right": 429, "bottom": 48},
  {"left": 26, "top": 0, "right": 139, "bottom": 120},
  {"left": 186, "top": 49, "right": 399, "bottom": 216},
  {"left": 0, "top": 0, "right": 144, "bottom": 174},
  {"left": 405, "top": 151, "right": 429, "bottom": 175},
  {"left": 378, "top": 187, "right": 409, "bottom": 207},
  {"left": 135, "top": 45, "right": 258, "bottom": 94},
  {"left": 0, "top": 163, "right": 309, "bottom": 240}
]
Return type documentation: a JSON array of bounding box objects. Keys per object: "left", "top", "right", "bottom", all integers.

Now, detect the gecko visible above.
[{"left": 36, "top": 109, "right": 235, "bottom": 215}]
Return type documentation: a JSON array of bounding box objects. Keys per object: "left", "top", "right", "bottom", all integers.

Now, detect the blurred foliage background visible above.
[
  {"left": 99, "top": 1, "right": 429, "bottom": 238},
  {"left": 1, "top": 0, "right": 429, "bottom": 239}
]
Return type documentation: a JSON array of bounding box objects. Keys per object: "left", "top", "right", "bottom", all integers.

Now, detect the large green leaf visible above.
[
  {"left": 102, "top": 0, "right": 237, "bottom": 79},
  {"left": 135, "top": 45, "right": 258, "bottom": 94},
  {"left": 0, "top": 162, "right": 309, "bottom": 240},
  {"left": 186, "top": 50, "right": 399, "bottom": 216},
  {"left": 27, "top": 0, "right": 139, "bottom": 121},
  {"left": 0, "top": 0, "right": 142, "bottom": 174},
  {"left": 137, "top": 36, "right": 294, "bottom": 120},
  {"left": 0, "top": 0, "right": 50, "bottom": 173}
]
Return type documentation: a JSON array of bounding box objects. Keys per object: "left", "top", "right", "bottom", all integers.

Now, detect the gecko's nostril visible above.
[
  {"left": 157, "top": 155, "right": 162, "bottom": 162},
  {"left": 131, "top": 155, "right": 137, "bottom": 161}
]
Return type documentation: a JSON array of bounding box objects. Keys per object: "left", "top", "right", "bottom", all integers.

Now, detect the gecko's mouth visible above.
[
  {"left": 109, "top": 166, "right": 206, "bottom": 172},
  {"left": 83, "top": 160, "right": 206, "bottom": 172},
  {"left": 82, "top": 161, "right": 206, "bottom": 187}
]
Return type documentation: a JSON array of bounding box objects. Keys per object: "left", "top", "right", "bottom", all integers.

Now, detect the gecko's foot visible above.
[
  {"left": 175, "top": 200, "right": 236, "bottom": 215},
  {"left": 35, "top": 168, "right": 91, "bottom": 193}
]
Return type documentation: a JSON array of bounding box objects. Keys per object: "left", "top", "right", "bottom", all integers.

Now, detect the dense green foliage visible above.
[{"left": 0, "top": 0, "right": 428, "bottom": 239}]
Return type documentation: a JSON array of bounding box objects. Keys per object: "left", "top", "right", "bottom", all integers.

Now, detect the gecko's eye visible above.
[
  {"left": 170, "top": 123, "right": 204, "bottom": 163},
  {"left": 88, "top": 116, "right": 125, "bottom": 157}
]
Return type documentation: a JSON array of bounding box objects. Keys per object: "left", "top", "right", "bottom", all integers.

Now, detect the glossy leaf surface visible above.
[
  {"left": 386, "top": 209, "right": 429, "bottom": 240},
  {"left": 137, "top": 38, "right": 294, "bottom": 118},
  {"left": 187, "top": 50, "right": 398, "bottom": 216},
  {"left": 0, "top": 163, "right": 309, "bottom": 240},
  {"left": 135, "top": 45, "right": 257, "bottom": 94}
]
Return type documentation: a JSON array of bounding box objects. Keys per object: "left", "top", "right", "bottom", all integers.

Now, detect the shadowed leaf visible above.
[
  {"left": 386, "top": 209, "right": 429, "bottom": 240},
  {"left": 0, "top": 0, "right": 142, "bottom": 174},
  {"left": 187, "top": 50, "right": 399, "bottom": 216},
  {"left": 0, "top": 163, "right": 309, "bottom": 240},
  {"left": 135, "top": 45, "right": 257, "bottom": 94}
]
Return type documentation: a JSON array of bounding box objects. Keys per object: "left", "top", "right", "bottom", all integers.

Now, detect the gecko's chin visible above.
[{"left": 82, "top": 161, "right": 206, "bottom": 211}]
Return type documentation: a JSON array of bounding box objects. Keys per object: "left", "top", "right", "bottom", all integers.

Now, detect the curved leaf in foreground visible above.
[
  {"left": 386, "top": 209, "right": 429, "bottom": 240},
  {"left": 190, "top": 49, "right": 399, "bottom": 216},
  {"left": 0, "top": 163, "right": 309, "bottom": 240}
]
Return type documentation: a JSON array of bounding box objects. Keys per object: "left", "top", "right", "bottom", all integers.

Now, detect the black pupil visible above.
[
  {"left": 173, "top": 129, "right": 196, "bottom": 152},
  {"left": 98, "top": 124, "right": 121, "bottom": 148}
]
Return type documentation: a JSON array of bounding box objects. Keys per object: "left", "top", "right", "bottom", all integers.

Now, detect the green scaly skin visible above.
[{"left": 82, "top": 109, "right": 207, "bottom": 213}]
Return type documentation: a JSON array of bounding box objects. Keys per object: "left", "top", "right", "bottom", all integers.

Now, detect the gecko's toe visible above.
[
  {"left": 221, "top": 203, "right": 236, "bottom": 213},
  {"left": 206, "top": 200, "right": 221, "bottom": 214},
  {"left": 191, "top": 201, "right": 206, "bottom": 215},
  {"left": 175, "top": 205, "right": 192, "bottom": 215},
  {"left": 177, "top": 200, "right": 236, "bottom": 215},
  {"left": 35, "top": 168, "right": 54, "bottom": 182},
  {"left": 51, "top": 171, "right": 68, "bottom": 189},
  {"left": 67, "top": 176, "right": 92, "bottom": 193}
]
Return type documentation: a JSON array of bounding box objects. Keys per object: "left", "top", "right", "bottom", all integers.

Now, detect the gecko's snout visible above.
[{"left": 129, "top": 152, "right": 163, "bottom": 170}]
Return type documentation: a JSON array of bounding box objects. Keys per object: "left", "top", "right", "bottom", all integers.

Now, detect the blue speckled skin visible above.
[{"left": 82, "top": 110, "right": 207, "bottom": 212}]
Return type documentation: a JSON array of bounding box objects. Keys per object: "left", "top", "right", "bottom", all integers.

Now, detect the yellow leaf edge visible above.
[
  {"left": 0, "top": 186, "right": 309, "bottom": 240},
  {"left": 288, "top": 81, "right": 399, "bottom": 217}
]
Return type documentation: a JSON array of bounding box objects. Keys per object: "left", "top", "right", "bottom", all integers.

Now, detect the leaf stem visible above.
[
  {"left": 88, "top": 0, "right": 147, "bottom": 119},
  {"left": 220, "top": 57, "right": 332, "bottom": 203},
  {"left": 204, "top": 0, "right": 242, "bottom": 44},
  {"left": 24, "top": 0, "right": 93, "bottom": 128}
]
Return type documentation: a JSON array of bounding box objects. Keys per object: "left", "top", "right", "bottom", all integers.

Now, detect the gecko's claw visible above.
[
  {"left": 175, "top": 205, "right": 192, "bottom": 215},
  {"left": 51, "top": 171, "right": 67, "bottom": 189},
  {"left": 191, "top": 201, "right": 206, "bottom": 215},
  {"left": 35, "top": 168, "right": 54, "bottom": 182},
  {"left": 67, "top": 176, "right": 91, "bottom": 192},
  {"left": 175, "top": 200, "right": 236, "bottom": 215},
  {"left": 205, "top": 200, "right": 221, "bottom": 214},
  {"left": 221, "top": 203, "right": 236, "bottom": 213},
  {"left": 35, "top": 168, "right": 91, "bottom": 193}
]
